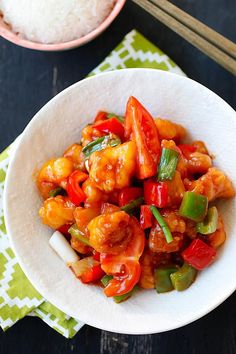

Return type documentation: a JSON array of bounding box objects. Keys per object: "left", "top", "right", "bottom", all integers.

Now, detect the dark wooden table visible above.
[{"left": 0, "top": 1, "right": 235, "bottom": 353}]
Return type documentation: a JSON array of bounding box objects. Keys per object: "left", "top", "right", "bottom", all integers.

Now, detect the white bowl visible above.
[{"left": 4, "top": 69, "right": 236, "bottom": 334}]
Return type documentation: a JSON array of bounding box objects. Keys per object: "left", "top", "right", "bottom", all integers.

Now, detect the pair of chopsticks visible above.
[{"left": 132, "top": 0, "right": 236, "bottom": 75}]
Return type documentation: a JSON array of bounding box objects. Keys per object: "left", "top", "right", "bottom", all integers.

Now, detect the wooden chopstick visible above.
[
  {"left": 132, "top": 0, "right": 236, "bottom": 75},
  {"left": 152, "top": 0, "right": 236, "bottom": 59}
]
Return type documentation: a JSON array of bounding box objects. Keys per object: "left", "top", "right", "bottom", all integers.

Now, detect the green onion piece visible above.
[
  {"left": 107, "top": 113, "right": 125, "bottom": 123},
  {"left": 179, "top": 192, "right": 208, "bottom": 222},
  {"left": 154, "top": 265, "right": 178, "bottom": 293},
  {"left": 49, "top": 187, "right": 66, "bottom": 197},
  {"left": 82, "top": 135, "right": 121, "bottom": 159},
  {"left": 170, "top": 262, "right": 197, "bottom": 291},
  {"left": 101, "top": 275, "right": 113, "bottom": 287},
  {"left": 120, "top": 197, "right": 144, "bottom": 215},
  {"left": 196, "top": 206, "right": 218, "bottom": 235},
  {"left": 150, "top": 206, "right": 173, "bottom": 243},
  {"left": 158, "top": 148, "right": 179, "bottom": 181},
  {"left": 68, "top": 224, "right": 91, "bottom": 246}
]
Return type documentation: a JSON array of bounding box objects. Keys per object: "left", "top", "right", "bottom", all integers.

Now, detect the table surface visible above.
[{"left": 0, "top": 1, "right": 235, "bottom": 353}]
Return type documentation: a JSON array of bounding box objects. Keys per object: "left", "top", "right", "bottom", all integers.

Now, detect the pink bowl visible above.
[{"left": 0, "top": 0, "right": 126, "bottom": 51}]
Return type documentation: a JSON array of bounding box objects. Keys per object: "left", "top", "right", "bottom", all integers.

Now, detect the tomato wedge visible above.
[
  {"left": 125, "top": 96, "right": 161, "bottom": 179},
  {"left": 66, "top": 170, "right": 88, "bottom": 206},
  {"left": 100, "top": 217, "right": 145, "bottom": 297}
]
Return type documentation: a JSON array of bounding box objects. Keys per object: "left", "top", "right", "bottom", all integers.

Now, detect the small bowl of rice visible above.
[{"left": 0, "top": 0, "right": 126, "bottom": 51}]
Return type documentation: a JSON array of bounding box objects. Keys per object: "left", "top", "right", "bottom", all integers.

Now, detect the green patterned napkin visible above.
[{"left": 0, "top": 30, "right": 185, "bottom": 338}]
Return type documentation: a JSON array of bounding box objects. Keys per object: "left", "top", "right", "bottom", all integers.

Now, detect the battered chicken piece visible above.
[
  {"left": 184, "top": 167, "right": 235, "bottom": 201},
  {"left": 37, "top": 181, "right": 57, "bottom": 200},
  {"left": 82, "top": 177, "right": 109, "bottom": 207},
  {"left": 64, "top": 143, "right": 86, "bottom": 171},
  {"left": 161, "top": 209, "right": 186, "bottom": 233},
  {"left": 149, "top": 231, "right": 184, "bottom": 253},
  {"left": 149, "top": 210, "right": 185, "bottom": 253},
  {"left": 70, "top": 207, "right": 99, "bottom": 254},
  {"left": 39, "top": 196, "right": 75, "bottom": 229},
  {"left": 81, "top": 125, "right": 104, "bottom": 147},
  {"left": 185, "top": 220, "right": 198, "bottom": 239},
  {"left": 89, "top": 141, "right": 136, "bottom": 192},
  {"left": 139, "top": 249, "right": 155, "bottom": 289},
  {"left": 88, "top": 211, "right": 132, "bottom": 254},
  {"left": 165, "top": 171, "right": 186, "bottom": 207},
  {"left": 101, "top": 203, "right": 120, "bottom": 214},
  {"left": 192, "top": 141, "right": 209, "bottom": 155},
  {"left": 74, "top": 207, "right": 100, "bottom": 237},
  {"left": 155, "top": 118, "right": 186, "bottom": 142},
  {"left": 187, "top": 152, "right": 212, "bottom": 175},
  {"left": 38, "top": 157, "right": 74, "bottom": 184},
  {"left": 70, "top": 237, "right": 91, "bottom": 254},
  {"left": 139, "top": 249, "right": 171, "bottom": 289},
  {"left": 37, "top": 157, "right": 74, "bottom": 198}
]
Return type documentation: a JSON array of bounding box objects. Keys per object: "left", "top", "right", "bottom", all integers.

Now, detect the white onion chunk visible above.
[{"left": 49, "top": 231, "right": 79, "bottom": 265}]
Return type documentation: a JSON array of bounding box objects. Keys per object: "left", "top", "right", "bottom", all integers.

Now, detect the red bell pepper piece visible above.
[
  {"left": 80, "top": 264, "right": 105, "bottom": 283},
  {"left": 124, "top": 96, "right": 161, "bottom": 179},
  {"left": 144, "top": 179, "right": 168, "bottom": 208},
  {"left": 118, "top": 187, "right": 143, "bottom": 207},
  {"left": 94, "top": 117, "right": 124, "bottom": 139},
  {"left": 71, "top": 257, "right": 105, "bottom": 283},
  {"left": 66, "top": 170, "right": 88, "bottom": 206},
  {"left": 178, "top": 144, "right": 197, "bottom": 158},
  {"left": 140, "top": 205, "right": 153, "bottom": 229},
  {"left": 182, "top": 238, "right": 216, "bottom": 270},
  {"left": 94, "top": 111, "right": 108, "bottom": 123}
]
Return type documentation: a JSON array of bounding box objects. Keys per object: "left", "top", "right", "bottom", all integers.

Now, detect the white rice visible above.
[{"left": 0, "top": 0, "right": 116, "bottom": 44}]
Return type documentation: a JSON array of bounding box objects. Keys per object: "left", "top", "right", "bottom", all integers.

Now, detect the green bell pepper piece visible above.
[
  {"left": 113, "top": 286, "right": 138, "bottom": 303},
  {"left": 101, "top": 275, "right": 113, "bottom": 287},
  {"left": 120, "top": 197, "right": 144, "bottom": 215},
  {"left": 49, "top": 187, "right": 66, "bottom": 197},
  {"left": 179, "top": 192, "right": 208, "bottom": 222},
  {"left": 82, "top": 135, "right": 121, "bottom": 159},
  {"left": 68, "top": 224, "right": 90, "bottom": 246},
  {"left": 150, "top": 206, "right": 173, "bottom": 243},
  {"left": 196, "top": 206, "right": 218, "bottom": 235},
  {"left": 157, "top": 148, "right": 179, "bottom": 181},
  {"left": 155, "top": 265, "right": 178, "bottom": 293},
  {"left": 170, "top": 262, "right": 197, "bottom": 291}
]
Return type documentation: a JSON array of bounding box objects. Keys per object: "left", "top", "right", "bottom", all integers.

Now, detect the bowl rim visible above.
[
  {"left": 0, "top": 0, "right": 126, "bottom": 51},
  {"left": 3, "top": 69, "right": 236, "bottom": 334}
]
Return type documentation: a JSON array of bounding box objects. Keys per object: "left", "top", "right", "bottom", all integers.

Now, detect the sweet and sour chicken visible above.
[{"left": 37, "top": 96, "right": 235, "bottom": 302}]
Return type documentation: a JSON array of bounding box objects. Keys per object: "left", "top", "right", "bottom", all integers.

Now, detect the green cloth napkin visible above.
[{"left": 0, "top": 30, "right": 185, "bottom": 338}]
